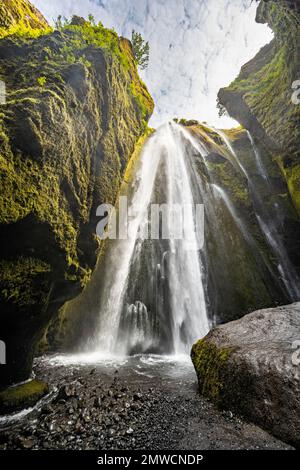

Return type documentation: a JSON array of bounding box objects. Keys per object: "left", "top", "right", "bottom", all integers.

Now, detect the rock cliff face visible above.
[
  {"left": 178, "top": 121, "right": 296, "bottom": 324},
  {"left": 0, "top": 1, "right": 153, "bottom": 389},
  {"left": 218, "top": 0, "right": 300, "bottom": 217}
]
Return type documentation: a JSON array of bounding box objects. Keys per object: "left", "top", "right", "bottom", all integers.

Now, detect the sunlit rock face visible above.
[
  {"left": 0, "top": 1, "right": 153, "bottom": 389},
  {"left": 0, "top": 0, "right": 50, "bottom": 38}
]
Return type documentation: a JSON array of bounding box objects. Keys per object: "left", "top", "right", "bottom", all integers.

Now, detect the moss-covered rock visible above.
[
  {"left": 216, "top": 0, "right": 300, "bottom": 310},
  {"left": 0, "top": 379, "right": 48, "bottom": 414},
  {"left": 39, "top": 127, "right": 154, "bottom": 351},
  {"left": 191, "top": 339, "right": 233, "bottom": 402},
  {"left": 191, "top": 303, "right": 300, "bottom": 447},
  {"left": 0, "top": 0, "right": 51, "bottom": 39},
  {"left": 0, "top": 4, "right": 154, "bottom": 388}
]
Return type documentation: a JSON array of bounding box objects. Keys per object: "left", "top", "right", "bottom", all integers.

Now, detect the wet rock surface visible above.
[
  {"left": 0, "top": 356, "right": 293, "bottom": 450},
  {"left": 192, "top": 303, "right": 300, "bottom": 448}
]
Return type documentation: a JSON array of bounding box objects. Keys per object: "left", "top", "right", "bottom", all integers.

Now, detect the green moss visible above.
[
  {"left": 228, "top": 47, "right": 286, "bottom": 94},
  {"left": 40, "top": 126, "right": 154, "bottom": 351},
  {"left": 0, "top": 8, "right": 154, "bottom": 378},
  {"left": 56, "top": 20, "right": 131, "bottom": 70},
  {"left": 227, "top": 46, "right": 300, "bottom": 154},
  {"left": 277, "top": 160, "right": 300, "bottom": 216},
  {"left": 123, "top": 127, "right": 154, "bottom": 184},
  {"left": 222, "top": 126, "right": 245, "bottom": 142},
  {"left": 191, "top": 339, "right": 233, "bottom": 402},
  {"left": 0, "top": 257, "right": 51, "bottom": 308},
  {"left": 37, "top": 76, "right": 47, "bottom": 87},
  {"left": 0, "top": 22, "right": 52, "bottom": 39},
  {"left": 208, "top": 160, "right": 250, "bottom": 206},
  {"left": 0, "top": 135, "right": 80, "bottom": 274},
  {"left": 129, "top": 79, "right": 154, "bottom": 126},
  {"left": 0, "top": 379, "right": 48, "bottom": 413},
  {"left": 188, "top": 124, "right": 250, "bottom": 207},
  {"left": 220, "top": 1, "right": 300, "bottom": 207}
]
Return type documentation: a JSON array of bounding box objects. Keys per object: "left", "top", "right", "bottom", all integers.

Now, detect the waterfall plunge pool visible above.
[{"left": 37, "top": 352, "right": 194, "bottom": 383}]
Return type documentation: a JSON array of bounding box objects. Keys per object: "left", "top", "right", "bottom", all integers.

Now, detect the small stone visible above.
[
  {"left": 133, "top": 393, "right": 142, "bottom": 401},
  {"left": 41, "top": 404, "right": 54, "bottom": 415},
  {"left": 94, "top": 397, "right": 102, "bottom": 408},
  {"left": 20, "top": 438, "right": 35, "bottom": 449},
  {"left": 126, "top": 427, "right": 134, "bottom": 435},
  {"left": 57, "top": 384, "right": 77, "bottom": 400}
]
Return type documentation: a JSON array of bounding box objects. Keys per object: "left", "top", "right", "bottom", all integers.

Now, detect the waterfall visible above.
[
  {"left": 92, "top": 122, "right": 209, "bottom": 356},
  {"left": 86, "top": 119, "right": 299, "bottom": 358},
  {"left": 215, "top": 128, "right": 300, "bottom": 301}
]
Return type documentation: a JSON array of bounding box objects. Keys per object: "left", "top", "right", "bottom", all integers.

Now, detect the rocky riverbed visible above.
[{"left": 0, "top": 355, "right": 293, "bottom": 450}]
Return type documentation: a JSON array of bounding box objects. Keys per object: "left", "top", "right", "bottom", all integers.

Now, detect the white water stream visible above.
[{"left": 92, "top": 122, "right": 209, "bottom": 356}]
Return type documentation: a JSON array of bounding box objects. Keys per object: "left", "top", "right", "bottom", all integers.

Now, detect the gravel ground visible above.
[{"left": 0, "top": 355, "right": 293, "bottom": 450}]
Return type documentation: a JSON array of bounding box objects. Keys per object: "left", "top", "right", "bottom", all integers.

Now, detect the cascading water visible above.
[
  {"left": 216, "top": 128, "right": 300, "bottom": 300},
  {"left": 92, "top": 122, "right": 209, "bottom": 356},
  {"left": 86, "top": 119, "right": 299, "bottom": 359},
  {"left": 174, "top": 125, "right": 284, "bottom": 320}
]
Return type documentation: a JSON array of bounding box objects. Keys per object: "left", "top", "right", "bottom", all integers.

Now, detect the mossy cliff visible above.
[
  {"left": 179, "top": 121, "right": 291, "bottom": 324},
  {"left": 192, "top": 1, "right": 300, "bottom": 443},
  {"left": 0, "top": 0, "right": 51, "bottom": 38},
  {"left": 0, "top": 1, "right": 154, "bottom": 389},
  {"left": 39, "top": 128, "right": 154, "bottom": 352},
  {"left": 218, "top": 0, "right": 300, "bottom": 216}
]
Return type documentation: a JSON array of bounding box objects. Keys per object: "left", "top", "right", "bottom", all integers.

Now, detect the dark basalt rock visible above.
[{"left": 191, "top": 303, "right": 300, "bottom": 448}]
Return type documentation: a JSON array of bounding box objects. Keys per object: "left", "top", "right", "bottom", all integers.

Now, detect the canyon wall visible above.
[
  {"left": 218, "top": 0, "right": 300, "bottom": 267},
  {"left": 192, "top": 0, "right": 300, "bottom": 446},
  {"left": 0, "top": 0, "right": 153, "bottom": 388}
]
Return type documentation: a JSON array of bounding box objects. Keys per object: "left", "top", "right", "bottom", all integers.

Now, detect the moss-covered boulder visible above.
[
  {"left": 0, "top": 3, "right": 153, "bottom": 388},
  {"left": 191, "top": 303, "right": 300, "bottom": 448},
  {"left": 0, "top": 379, "right": 48, "bottom": 414},
  {"left": 218, "top": 0, "right": 300, "bottom": 216}
]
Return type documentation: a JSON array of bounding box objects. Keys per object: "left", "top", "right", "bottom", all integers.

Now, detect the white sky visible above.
[{"left": 32, "top": 0, "right": 273, "bottom": 128}]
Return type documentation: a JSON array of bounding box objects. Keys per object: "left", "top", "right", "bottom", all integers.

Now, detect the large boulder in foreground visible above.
[{"left": 191, "top": 303, "right": 300, "bottom": 448}]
